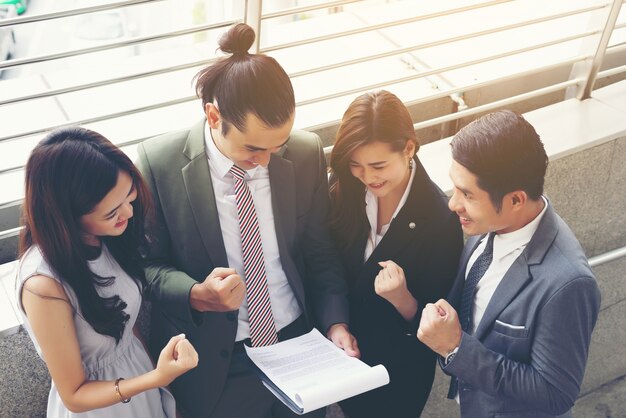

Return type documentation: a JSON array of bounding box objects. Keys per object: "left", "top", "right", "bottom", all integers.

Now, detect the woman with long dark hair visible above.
[
  {"left": 16, "top": 127, "right": 198, "bottom": 417},
  {"left": 329, "top": 91, "right": 463, "bottom": 417}
]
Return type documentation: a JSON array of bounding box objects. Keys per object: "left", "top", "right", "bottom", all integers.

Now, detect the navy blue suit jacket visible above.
[{"left": 443, "top": 203, "right": 601, "bottom": 418}]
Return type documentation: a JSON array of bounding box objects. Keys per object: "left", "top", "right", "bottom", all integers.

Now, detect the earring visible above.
[{"left": 408, "top": 158, "right": 414, "bottom": 171}]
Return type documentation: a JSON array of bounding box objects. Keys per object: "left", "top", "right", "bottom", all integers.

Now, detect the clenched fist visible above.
[
  {"left": 155, "top": 334, "right": 199, "bottom": 386},
  {"left": 374, "top": 261, "right": 418, "bottom": 321},
  {"left": 189, "top": 267, "right": 245, "bottom": 312},
  {"left": 416, "top": 299, "right": 462, "bottom": 357}
]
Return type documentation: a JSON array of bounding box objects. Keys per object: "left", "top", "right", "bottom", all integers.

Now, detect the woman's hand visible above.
[
  {"left": 374, "top": 261, "right": 418, "bottom": 321},
  {"left": 155, "top": 334, "right": 199, "bottom": 386},
  {"left": 327, "top": 323, "right": 360, "bottom": 358}
]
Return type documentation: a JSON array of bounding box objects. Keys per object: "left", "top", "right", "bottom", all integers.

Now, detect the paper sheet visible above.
[{"left": 245, "top": 329, "right": 389, "bottom": 414}]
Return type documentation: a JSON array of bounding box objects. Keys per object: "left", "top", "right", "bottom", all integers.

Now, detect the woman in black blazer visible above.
[{"left": 329, "top": 90, "right": 463, "bottom": 418}]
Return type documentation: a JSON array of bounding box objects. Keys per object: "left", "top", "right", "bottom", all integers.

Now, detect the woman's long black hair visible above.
[{"left": 19, "top": 127, "right": 152, "bottom": 343}]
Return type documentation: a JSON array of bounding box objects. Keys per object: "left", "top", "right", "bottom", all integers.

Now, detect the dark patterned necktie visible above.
[
  {"left": 229, "top": 165, "right": 278, "bottom": 347},
  {"left": 459, "top": 232, "right": 495, "bottom": 333}
]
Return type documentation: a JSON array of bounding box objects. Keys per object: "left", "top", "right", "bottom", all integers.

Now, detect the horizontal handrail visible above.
[
  {"left": 411, "top": 79, "right": 581, "bottom": 131},
  {"left": 608, "top": 41, "right": 626, "bottom": 50},
  {"left": 0, "top": 96, "right": 196, "bottom": 143},
  {"left": 0, "top": 53, "right": 589, "bottom": 147},
  {"left": 295, "top": 51, "right": 588, "bottom": 108},
  {"left": 260, "top": 2, "right": 607, "bottom": 53},
  {"left": 262, "top": 0, "right": 362, "bottom": 20},
  {"left": 0, "top": 227, "right": 22, "bottom": 241},
  {"left": 596, "top": 62, "right": 626, "bottom": 78},
  {"left": 588, "top": 246, "right": 626, "bottom": 267},
  {"left": 0, "top": 19, "right": 238, "bottom": 71},
  {"left": 308, "top": 75, "right": 584, "bottom": 135},
  {"left": 289, "top": 26, "right": 600, "bottom": 79},
  {"left": 0, "top": 58, "right": 216, "bottom": 107},
  {"left": 305, "top": 54, "right": 588, "bottom": 133},
  {"left": 0, "top": 0, "right": 163, "bottom": 28},
  {"left": 0, "top": 0, "right": 624, "bottom": 172},
  {"left": 0, "top": 199, "right": 21, "bottom": 211},
  {"left": 0, "top": 26, "right": 599, "bottom": 112},
  {"left": 3, "top": 40, "right": 617, "bottom": 151}
]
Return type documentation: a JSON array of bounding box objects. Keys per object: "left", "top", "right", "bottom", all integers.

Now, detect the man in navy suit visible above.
[{"left": 417, "top": 110, "right": 601, "bottom": 418}]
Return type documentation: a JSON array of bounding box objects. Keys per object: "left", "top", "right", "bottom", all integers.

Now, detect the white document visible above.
[{"left": 245, "top": 328, "right": 389, "bottom": 415}]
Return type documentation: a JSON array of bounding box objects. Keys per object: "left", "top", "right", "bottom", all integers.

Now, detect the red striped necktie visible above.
[{"left": 229, "top": 165, "right": 279, "bottom": 347}]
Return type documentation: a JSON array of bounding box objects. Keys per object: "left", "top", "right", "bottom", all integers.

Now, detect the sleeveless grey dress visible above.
[{"left": 16, "top": 245, "right": 176, "bottom": 417}]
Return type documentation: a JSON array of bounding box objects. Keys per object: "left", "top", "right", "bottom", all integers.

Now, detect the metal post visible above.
[
  {"left": 568, "top": 0, "right": 623, "bottom": 100},
  {"left": 245, "top": 0, "right": 263, "bottom": 53}
]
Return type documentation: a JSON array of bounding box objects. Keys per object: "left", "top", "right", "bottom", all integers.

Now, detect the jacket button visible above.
[
  {"left": 220, "top": 349, "right": 229, "bottom": 358},
  {"left": 226, "top": 312, "right": 236, "bottom": 321}
]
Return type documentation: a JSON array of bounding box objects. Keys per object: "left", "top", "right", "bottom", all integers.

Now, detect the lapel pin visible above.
[{"left": 409, "top": 222, "right": 416, "bottom": 229}]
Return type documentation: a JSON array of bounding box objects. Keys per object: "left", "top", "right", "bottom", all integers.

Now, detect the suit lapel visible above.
[
  {"left": 268, "top": 153, "right": 296, "bottom": 251},
  {"left": 181, "top": 121, "right": 229, "bottom": 268},
  {"left": 267, "top": 152, "right": 306, "bottom": 303},
  {"left": 357, "top": 159, "right": 433, "bottom": 291},
  {"left": 473, "top": 201, "right": 558, "bottom": 341},
  {"left": 345, "top": 228, "right": 368, "bottom": 285}
]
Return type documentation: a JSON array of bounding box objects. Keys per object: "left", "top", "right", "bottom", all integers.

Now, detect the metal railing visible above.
[
  {"left": 589, "top": 246, "right": 626, "bottom": 267},
  {"left": 1, "top": 0, "right": 625, "bottom": 246}
]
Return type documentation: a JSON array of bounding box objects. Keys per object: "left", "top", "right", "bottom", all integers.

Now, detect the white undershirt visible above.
[
  {"left": 364, "top": 166, "right": 416, "bottom": 261},
  {"left": 204, "top": 123, "right": 301, "bottom": 341}
]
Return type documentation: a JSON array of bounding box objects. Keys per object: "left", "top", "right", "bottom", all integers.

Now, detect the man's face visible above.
[
  {"left": 210, "top": 109, "right": 294, "bottom": 170},
  {"left": 448, "top": 160, "right": 516, "bottom": 235}
]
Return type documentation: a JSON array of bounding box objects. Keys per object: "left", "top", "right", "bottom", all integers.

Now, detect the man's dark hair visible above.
[
  {"left": 451, "top": 110, "right": 548, "bottom": 211},
  {"left": 194, "top": 23, "right": 295, "bottom": 135}
]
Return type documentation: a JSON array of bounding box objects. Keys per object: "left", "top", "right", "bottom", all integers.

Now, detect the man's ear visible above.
[
  {"left": 205, "top": 103, "right": 221, "bottom": 129},
  {"left": 509, "top": 191, "right": 528, "bottom": 209}
]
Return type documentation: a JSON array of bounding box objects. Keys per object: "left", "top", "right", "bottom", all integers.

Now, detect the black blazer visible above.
[{"left": 336, "top": 157, "right": 463, "bottom": 418}]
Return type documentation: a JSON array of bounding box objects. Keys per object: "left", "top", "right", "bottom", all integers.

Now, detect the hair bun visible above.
[{"left": 219, "top": 23, "right": 255, "bottom": 55}]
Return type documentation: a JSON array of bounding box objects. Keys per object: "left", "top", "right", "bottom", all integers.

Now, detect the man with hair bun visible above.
[
  {"left": 137, "top": 23, "right": 359, "bottom": 418},
  {"left": 417, "top": 110, "right": 601, "bottom": 417}
]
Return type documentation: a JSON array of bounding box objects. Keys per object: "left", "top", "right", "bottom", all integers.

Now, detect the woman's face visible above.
[
  {"left": 79, "top": 170, "right": 137, "bottom": 246},
  {"left": 348, "top": 140, "right": 414, "bottom": 199}
]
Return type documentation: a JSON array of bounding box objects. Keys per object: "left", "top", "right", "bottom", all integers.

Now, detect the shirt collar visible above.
[
  {"left": 365, "top": 163, "right": 416, "bottom": 231},
  {"left": 204, "top": 121, "right": 262, "bottom": 179},
  {"left": 492, "top": 196, "right": 549, "bottom": 260}
]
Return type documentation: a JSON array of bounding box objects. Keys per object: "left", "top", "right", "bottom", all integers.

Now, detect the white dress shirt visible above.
[
  {"left": 204, "top": 123, "right": 301, "bottom": 341},
  {"left": 466, "top": 196, "right": 548, "bottom": 335},
  {"left": 364, "top": 165, "right": 416, "bottom": 261}
]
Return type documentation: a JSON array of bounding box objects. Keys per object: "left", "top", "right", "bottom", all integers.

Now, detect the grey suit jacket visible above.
[
  {"left": 136, "top": 120, "right": 349, "bottom": 418},
  {"left": 442, "top": 203, "right": 601, "bottom": 418}
]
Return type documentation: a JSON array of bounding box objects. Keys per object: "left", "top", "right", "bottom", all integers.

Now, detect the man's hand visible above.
[
  {"left": 374, "top": 261, "right": 418, "bottom": 321},
  {"left": 327, "top": 323, "right": 360, "bottom": 358},
  {"left": 189, "top": 267, "right": 245, "bottom": 312},
  {"left": 417, "top": 299, "right": 462, "bottom": 357}
]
